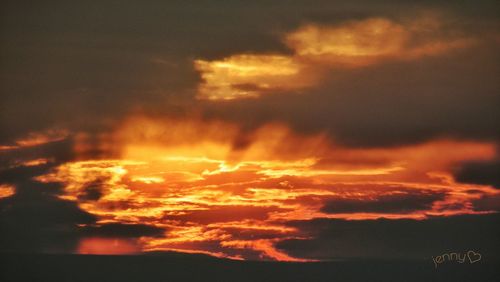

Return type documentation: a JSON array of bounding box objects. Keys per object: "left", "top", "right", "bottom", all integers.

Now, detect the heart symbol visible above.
[{"left": 467, "top": 250, "right": 481, "bottom": 263}]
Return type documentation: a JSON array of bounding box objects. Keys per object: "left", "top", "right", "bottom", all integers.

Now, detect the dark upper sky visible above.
[{"left": 1, "top": 0, "right": 499, "bottom": 145}]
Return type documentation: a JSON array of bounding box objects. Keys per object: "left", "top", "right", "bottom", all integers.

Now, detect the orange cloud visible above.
[
  {"left": 285, "top": 18, "right": 408, "bottom": 65},
  {"left": 0, "top": 129, "right": 68, "bottom": 151},
  {"left": 194, "top": 54, "right": 316, "bottom": 100},
  {"left": 284, "top": 17, "right": 473, "bottom": 66},
  {"left": 34, "top": 117, "right": 499, "bottom": 260},
  {"left": 0, "top": 184, "right": 15, "bottom": 199},
  {"left": 77, "top": 237, "right": 140, "bottom": 255}
]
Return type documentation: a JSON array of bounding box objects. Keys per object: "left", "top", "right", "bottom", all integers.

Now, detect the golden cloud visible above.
[
  {"left": 285, "top": 18, "right": 408, "bottom": 64},
  {"left": 194, "top": 54, "right": 316, "bottom": 100},
  {"left": 284, "top": 17, "right": 473, "bottom": 65},
  {"left": 0, "top": 184, "right": 15, "bottom": 199},
  {"left": 195, "top": 15, "right": 475, "bottom": 100}
]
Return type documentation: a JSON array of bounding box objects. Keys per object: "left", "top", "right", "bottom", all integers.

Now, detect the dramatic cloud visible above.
[
  {"left": 1, "top": 1, "right": 499, "bottom": 261},
  {"left": 14, "top": 117, "right": 496, "bottom": 259}
]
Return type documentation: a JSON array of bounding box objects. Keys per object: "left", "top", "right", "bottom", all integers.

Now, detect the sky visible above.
[{"left": 1, "top": 0, "right": 499, "bottom": 261}]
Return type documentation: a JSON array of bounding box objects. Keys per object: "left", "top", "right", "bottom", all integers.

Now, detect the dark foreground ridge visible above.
[{"left": 1, "top": 253, "right": 498, "bottom": 282}]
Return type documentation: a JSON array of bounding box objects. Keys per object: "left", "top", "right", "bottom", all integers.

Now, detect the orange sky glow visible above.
[{"left": 26, "top": 117, "right": 498, "bottom": 260}]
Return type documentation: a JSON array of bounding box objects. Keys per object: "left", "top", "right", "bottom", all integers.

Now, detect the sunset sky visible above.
[{"left": 1, "top": 1, "right": 499, "bottom": 262}]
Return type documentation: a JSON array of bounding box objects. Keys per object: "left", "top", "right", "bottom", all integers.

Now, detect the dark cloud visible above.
[
  {"left": 166, "top": 206, "right": 285, "bottom": 224},
  {"left": 320, "top": 190, "right": 445, "bottom": 214},
  {"left": 0, "top": 140, "right": 73, "bottom": 191},
  {"left": 277, "top": 214, "right": 500, "bottom": 260},
  {"left": 219, "top": 227, "right": 289, "bottom": 241},
  {"left": 81, "top": 223, "right": 165, "bottom": 238},
  {"left": 0, "top": 180, "right": 96, "bottom": 253},
  {"left": 0, "top": 163, "right": 54, "bottom": 185},
  {"left": 0, "top": 179, "right": 167, "bottom": 253},
  {"left": 0, "top": 147, "right": 85, "bottom": 254},
  {"left": 0, "top": 139, "right": 74, "bottom": 170},
  {"left": 454, "top": 159, "right": 500, "bottom": 189},
  {"left": 77, "top": 181, "right": 104, "bottom": 201},
  {"left": 158, "top": 239, "right": 265, "bottom": 261},
  {"left": 471, "top": 194, "right": 500, "bottom": 212}
]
